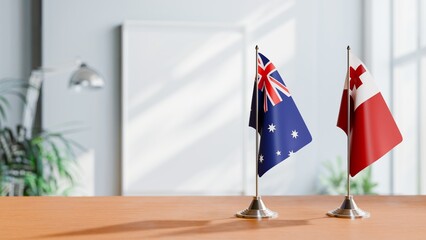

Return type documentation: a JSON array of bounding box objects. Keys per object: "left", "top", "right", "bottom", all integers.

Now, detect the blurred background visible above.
[{"left": 0, "top": 0, "right": 424, "bottom": 196}]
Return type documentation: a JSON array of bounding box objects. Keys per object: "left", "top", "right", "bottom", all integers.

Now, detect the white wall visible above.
[
  {"left": 0, "top": 0, "right": 32, "bottom": 127},
  {"left": 42, "top": 0, "right": 363, "bottom": 195},
  {"left": 365, "top": 0, "right": 426, "bottom": 195}
]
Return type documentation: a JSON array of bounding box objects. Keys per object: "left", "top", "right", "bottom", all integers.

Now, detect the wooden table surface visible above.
[{"left": 1, "top": 195, "right": 425, "bottom": 239}]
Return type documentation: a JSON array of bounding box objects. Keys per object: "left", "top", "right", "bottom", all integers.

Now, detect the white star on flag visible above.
[
  {"left": 291, "top": 130, "right": 298, "bottom": 138},
  {"left": 276, "top": 151, "right": 281, "bottom": 156},
  {"left": 288, "top": 150, "right": 294, "bottom": 157},
  {"left": 259, "top": 155, "right": 264, "bottom": 163},
  {"left": 268, "top": 123, "right": 276, "bottom": 132}
]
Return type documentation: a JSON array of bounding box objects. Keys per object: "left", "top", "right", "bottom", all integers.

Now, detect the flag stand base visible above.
[
  {"left": 236, "top": 196, "right": 278, "bottom": 219},
  {"left": 327, "top": 195, "right": 370, "bottom": 219}
]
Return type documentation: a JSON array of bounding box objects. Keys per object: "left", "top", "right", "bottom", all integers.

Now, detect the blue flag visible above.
[{"left": 249, "top": 52, "right": 312, "bottom": 177}]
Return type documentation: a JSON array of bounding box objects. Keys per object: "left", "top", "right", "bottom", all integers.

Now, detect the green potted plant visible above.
[
  {"left": 319, "top": 156, "right": 378, "bottom": 195},
  {"left": 0, "top": 79, "right": 81, "bottom": 196}
]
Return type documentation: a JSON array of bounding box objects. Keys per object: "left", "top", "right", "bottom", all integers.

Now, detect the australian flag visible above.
[{"left": 249, "top": 52, "right": 312, "bottom": 177}]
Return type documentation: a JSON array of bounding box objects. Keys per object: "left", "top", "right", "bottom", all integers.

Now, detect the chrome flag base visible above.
[
  {"left": 327, "top": 195, "right": 370, "bottom": 219},
  {"left": 236, "top": 196, "right": 278, "bottom": 219}
]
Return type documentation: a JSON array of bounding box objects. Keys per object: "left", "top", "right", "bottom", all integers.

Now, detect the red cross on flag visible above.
[{"left": 337, "top": 52, "right": 403, "bottom": 177}]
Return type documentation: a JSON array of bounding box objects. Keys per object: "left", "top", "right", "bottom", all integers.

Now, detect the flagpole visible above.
[
  {"left": 255, "top": 45, "right": 259, "bottom": 198},
  {"left": 236, "top": 45, "right": 277, "bottom": 219},
  {"left": 346, "top": 45, "right": 351, "bottom": 198},
  {"left": 326, "top": 46, "right": 369, "bottom": 219}
]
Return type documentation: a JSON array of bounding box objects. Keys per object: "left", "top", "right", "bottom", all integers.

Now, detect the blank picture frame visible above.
[{"left": 121, "top": 21, "right": 249, "bottom": 195}]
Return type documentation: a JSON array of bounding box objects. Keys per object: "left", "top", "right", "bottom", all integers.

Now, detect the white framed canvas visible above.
[{"left": 121, "top": 21, "right": 249, "bottom": 195}]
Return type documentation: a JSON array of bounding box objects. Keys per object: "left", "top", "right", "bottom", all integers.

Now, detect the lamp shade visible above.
[{"left": 69, "top": 63, "right": 104, "bottom": 89}]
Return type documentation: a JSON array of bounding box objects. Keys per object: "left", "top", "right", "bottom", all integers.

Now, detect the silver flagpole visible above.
[
  {"left": 236, "top": 45, "right": 277, "bottom": 219},
  {"left": 255, "top": 45, "right": 259, "bottom": 198},
  {"left": 327, "top": 46, "right": 369, "bottom": 219},
  {"left": 347, "top": 45, "right": 351, "bottom": 198}
]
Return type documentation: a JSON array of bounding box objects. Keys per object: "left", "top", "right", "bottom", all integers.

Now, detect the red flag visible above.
[{"left": 337, "top": 53, "right": 402, "bottom": 177}]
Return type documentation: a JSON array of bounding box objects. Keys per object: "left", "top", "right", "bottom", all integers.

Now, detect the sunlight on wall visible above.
[
  {"left": 173, "top": 31, "right": 243, "bottom": 79},
  {"left": 242, "top": 0, "right": 294, "bottom": 30}
]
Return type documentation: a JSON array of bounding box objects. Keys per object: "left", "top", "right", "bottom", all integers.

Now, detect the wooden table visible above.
[{"left": 1, "top": 196, "right": 425, "bottom": 239}]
